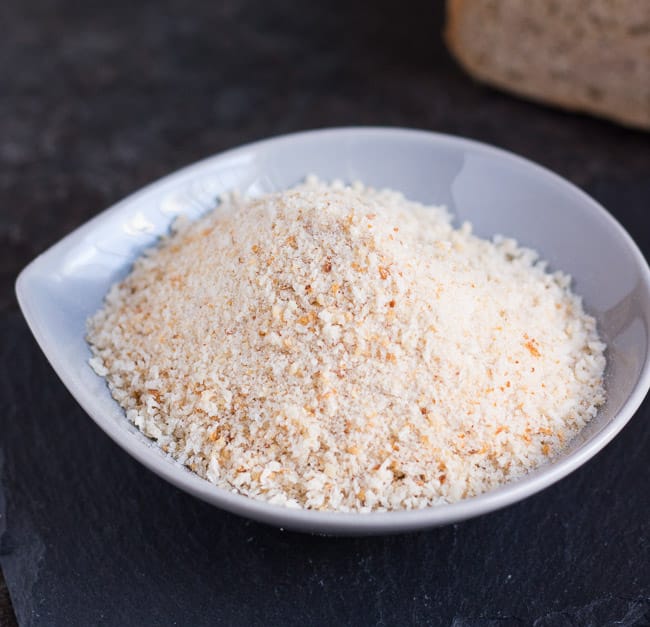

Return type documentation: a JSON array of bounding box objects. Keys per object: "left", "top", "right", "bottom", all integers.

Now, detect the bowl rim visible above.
[{"left": 15, "top": 126, "right": 650, "bottom": 534}]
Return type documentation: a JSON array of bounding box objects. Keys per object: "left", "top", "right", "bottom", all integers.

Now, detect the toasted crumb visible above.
[{"left": 87, "top": 178, "right": 606, "bottom": 512}]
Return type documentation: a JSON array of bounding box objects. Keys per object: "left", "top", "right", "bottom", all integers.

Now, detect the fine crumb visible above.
[{"left": 87, "top": 178, "right": 606, "bottom": 512}]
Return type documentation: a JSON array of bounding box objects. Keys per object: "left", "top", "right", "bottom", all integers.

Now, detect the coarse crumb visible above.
[{"left": 87, "top": 177, "right": 606, "bottom": 512}]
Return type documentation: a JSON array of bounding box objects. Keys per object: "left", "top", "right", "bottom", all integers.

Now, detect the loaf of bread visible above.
[{"left": 445, "top": 0, "right": 650, "bottom": 130}]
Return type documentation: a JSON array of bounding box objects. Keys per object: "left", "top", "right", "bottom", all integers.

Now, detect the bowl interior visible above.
[{"left": 17, "top": 128, "right": 650, "bottom": 534}]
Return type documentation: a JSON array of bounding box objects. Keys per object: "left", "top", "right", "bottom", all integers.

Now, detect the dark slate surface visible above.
[{"left": 1, "top": 0, "right": 649, "bottom": 625}]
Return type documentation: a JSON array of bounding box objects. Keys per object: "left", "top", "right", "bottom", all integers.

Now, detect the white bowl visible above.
[{"left": 16, "top": 127, "right": 650, "bottom": 535}]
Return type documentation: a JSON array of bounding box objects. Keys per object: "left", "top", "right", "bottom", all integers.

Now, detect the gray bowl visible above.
[{"left": 16, "top": 127, "right": 650, "bottom": 535}]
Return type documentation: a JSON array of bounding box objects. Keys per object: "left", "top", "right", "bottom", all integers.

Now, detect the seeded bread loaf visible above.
[{"left": 445, "top": 0, "right": 650, "bottom": 130}]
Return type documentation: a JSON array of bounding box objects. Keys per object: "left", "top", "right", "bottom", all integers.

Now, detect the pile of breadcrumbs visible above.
[{"left": 87, "top": 177, "right": 606, "bottom": 512}]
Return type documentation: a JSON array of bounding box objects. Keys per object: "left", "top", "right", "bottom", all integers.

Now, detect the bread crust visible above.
[{"left": 445, "top": 0, "right": 650, "bottom": 130}]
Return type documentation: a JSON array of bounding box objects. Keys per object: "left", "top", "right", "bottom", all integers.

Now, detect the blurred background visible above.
[{"left": 1, "top": 1, "right": 649, "bottom": 625}]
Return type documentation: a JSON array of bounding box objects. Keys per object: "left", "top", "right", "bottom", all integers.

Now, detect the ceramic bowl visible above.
[{"left": 16, "top": 128, "right": 650, "bottom": 535}]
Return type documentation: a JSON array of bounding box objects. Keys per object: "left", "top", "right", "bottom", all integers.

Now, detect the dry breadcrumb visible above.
[{"left": 87, "top": 178, "right": 606, "bottom": 512}]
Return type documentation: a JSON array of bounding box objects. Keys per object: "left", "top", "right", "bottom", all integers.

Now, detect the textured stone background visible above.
[{"left": 1, "top": 0, "right": 649, "bottom": 625}]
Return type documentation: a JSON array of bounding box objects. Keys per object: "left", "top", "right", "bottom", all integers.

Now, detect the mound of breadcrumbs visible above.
[{"left": 87, "top": 177, "right": 606, "bottom": 512}]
